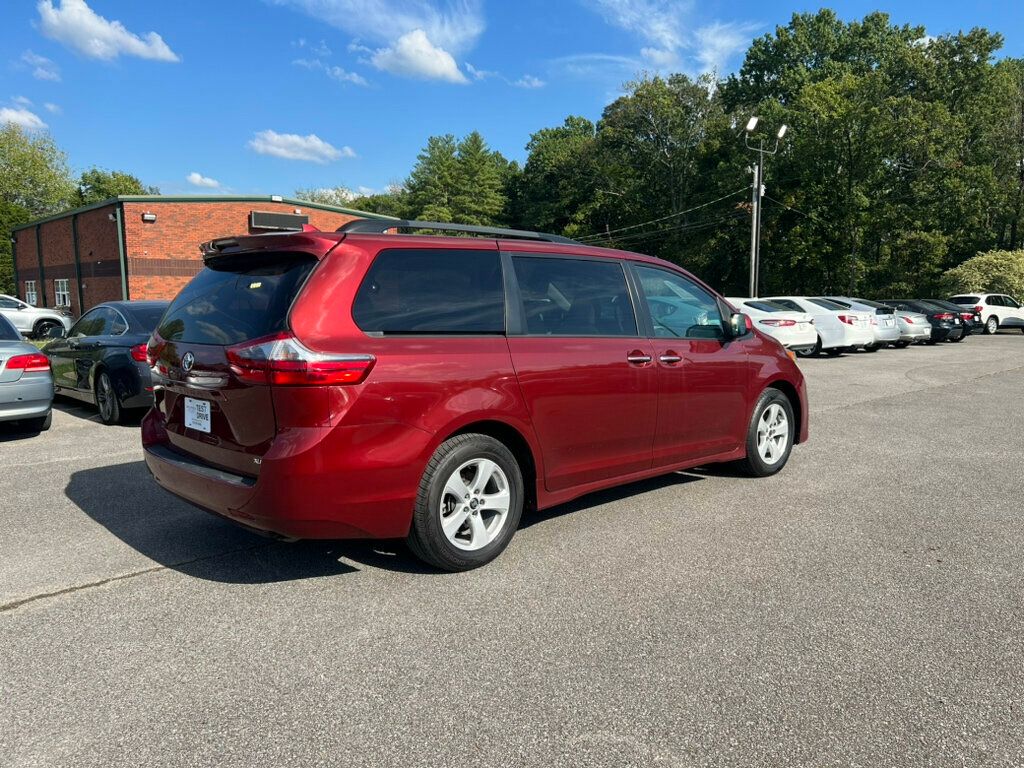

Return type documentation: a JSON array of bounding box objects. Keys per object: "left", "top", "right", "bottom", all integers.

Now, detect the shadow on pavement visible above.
[
  {"left": 0, "top": 420, "right": 46, "bottom": 443},
  {"left": 53, "top": 396, "right": 145, "bottom": 427}
]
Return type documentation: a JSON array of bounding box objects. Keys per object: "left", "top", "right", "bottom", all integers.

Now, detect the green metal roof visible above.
[{"left": 11, "top": 194, "right": 398, "bottom": 232}]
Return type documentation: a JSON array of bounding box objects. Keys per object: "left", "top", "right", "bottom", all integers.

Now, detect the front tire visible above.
[
  {"left": 407, "top": 434, "right": 525, "bottom": 571},
  {"left": 738, "top": 389, "right": 795, "bottom": 477},
  {"left": 95, "top": 371, "right": 122, "bottom": 425},
  {"left": 33, "top": 319, "right": 60, "bottom": 339},
  {"left": 986, "top": 316, "right": 999, "bottom": 335}
]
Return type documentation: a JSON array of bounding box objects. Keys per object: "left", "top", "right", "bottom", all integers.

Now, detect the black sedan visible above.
[
  {"left": 43, "top": 300, "right": 168, "bottom": 424},
  {"left": 926, "top": 299, "right": 984, "bottom": 337},
  {"left": 879, "top": 300, "right": 965, "bottom": 344}
]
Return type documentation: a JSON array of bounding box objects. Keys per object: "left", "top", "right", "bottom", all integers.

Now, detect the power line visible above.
[
  {"left": 593, "top": 212, "right": 748, "bottom": 250},
  {"left": 577, "top": 187, "right": 749, "bottom": 243}
]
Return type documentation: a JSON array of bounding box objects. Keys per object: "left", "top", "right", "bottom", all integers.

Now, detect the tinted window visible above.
[
  {"left": 988, "top": 295, "right": 1004, "bottom": 307},
  {"left": 0, "top": 314, "right": 19, "bottom": 340},
  {"left": 743, "top": 300, "right": 786, "bottom": 313},
  {"left": 1004, "top": 296, "right": 1021, "bottom": 309},
  {"left": 353, "top": 249, "right": 504, "bottom": 335},
  {"left": 771, "top": 299, "right": 804, "bottom": 312},
  {"left": 158, "top": 254, "right": 315, "bottom": 345},
  {"left": 126, "top": 305, "right": 168, "bottom": 331},
  {"left": 635, "top": 265, "right": 723, "bottom": 339},
  {"left": 949, "top": 296, "right": 979, "bottom": 305},
  {"left": 808, "top": 298, "right": 847, "bottom": 311},
  {"left": 0, "top": 296, "right": 20, "bottom": 309},
  {"left": 513, "top": 256, "right": 636, "bottom": 336},
  {"left": 71, "top": 307, "right": 116, "bottom": 337}
]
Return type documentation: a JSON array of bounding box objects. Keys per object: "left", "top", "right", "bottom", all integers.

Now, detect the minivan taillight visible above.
[
  {"left": 226, "top": 332, "right": 374, "bottom": 386},
  {"left": 5, "top": 352, "right": 50, "bottom": 372}
]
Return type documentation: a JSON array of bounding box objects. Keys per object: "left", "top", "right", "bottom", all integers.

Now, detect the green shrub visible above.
[{"left": 942, "top": 250, "right": 1024, "bottom": 297}]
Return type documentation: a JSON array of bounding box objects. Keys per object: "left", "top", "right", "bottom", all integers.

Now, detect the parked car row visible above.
[{"left": 724, "top": 292, "right": 1016, "bottom": 356}]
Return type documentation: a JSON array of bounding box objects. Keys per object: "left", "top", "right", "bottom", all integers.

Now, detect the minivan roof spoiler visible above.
[{"left": 336, "top": 218, "right": 579, "bottom": 245}]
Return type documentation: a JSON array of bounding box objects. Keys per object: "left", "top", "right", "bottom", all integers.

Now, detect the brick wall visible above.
[
  {"left": 77, "top": 205, "right": 125, "bottom": 310},
  {"left": 123, "top": 201, "right": 363, "bottom": 300},
  {"left": 14, "top": 226, "right": 41, "bottom": 304}
]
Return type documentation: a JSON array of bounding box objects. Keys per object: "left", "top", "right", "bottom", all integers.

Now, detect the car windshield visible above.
[
  {"left": 949, "top": 296, "right": 979, "bottom": 305},
  {"left": 0, "top": 314, "right": 20, "bottom": 340},
  {"left": 743, "top": 300, "right": 788, "bottom": 313},
  {"left": 808, "top": 298, "right": 847, "bottom": 311},
  {"left": 853, "top": 298, "right": 886, "bottom": 309}
]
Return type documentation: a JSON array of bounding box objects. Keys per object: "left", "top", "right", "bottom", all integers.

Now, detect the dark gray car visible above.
[{"left": 0, "top": 314, "right": 54, "bottom": 431}]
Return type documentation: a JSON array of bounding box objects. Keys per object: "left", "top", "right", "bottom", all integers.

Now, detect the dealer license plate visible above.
[{"left": 184, "top": 397, "right": 211, "bottom": 433}]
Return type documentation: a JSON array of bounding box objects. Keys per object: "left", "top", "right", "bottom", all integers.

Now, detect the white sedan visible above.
[
  {"left": 763, "top": 296, "right": 875, "bottom": 356},
  {"left": 727, "top": 298, "right": 817, "bottom": 354}
]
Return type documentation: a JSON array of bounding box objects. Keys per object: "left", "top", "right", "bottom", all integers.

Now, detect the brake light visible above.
[
  {"left": 130, "top": 343, "right": 148, "bottom": 362},
  {"left": 226, "top": 332, "right": 374, "bottom": 386},
  {"left": 974, "top": 305, "right": 984, "bottom": 314},
  {"left": 838, "top": 314, "right": 857, "bottom": 325},
  {"left": 959, "top": 313, "right": 973, "bottom": 321},
  {"left": 903, "top": 317, "right": 914, "bottom": 324},
  {"left": 5, "top": 352, "right": 50, "bottom": 372},
  {"left": 933, "top": 313, "right": 954, "bottom": 320},
  {"left": 759, "top": 318, "right": 796, "bottom": 327}
]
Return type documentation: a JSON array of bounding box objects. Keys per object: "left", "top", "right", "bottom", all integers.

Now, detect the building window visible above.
[
  {"left": 24, "top": 281, "right": 37, "bottom": 306},
  {"left": 54, "top": 279, "right": 71, "bottom": 308}
]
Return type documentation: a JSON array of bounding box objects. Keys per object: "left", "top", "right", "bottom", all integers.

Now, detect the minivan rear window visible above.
[
  {"left": 156, "top": 254, "right": 316, "bottom": 345},
  {"left": 353, "top": 249, "right": 504, "bottom": 335}
]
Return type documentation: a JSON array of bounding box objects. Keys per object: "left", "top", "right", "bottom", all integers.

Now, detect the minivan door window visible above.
[
  {"left": 634, "top": 265, "right": 724, "bottom": 339},
  {"left": 353, "top": 249, "right": 504, "bottom": 335}
]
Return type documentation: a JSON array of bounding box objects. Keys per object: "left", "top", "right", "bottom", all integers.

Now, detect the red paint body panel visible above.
[{"left": 143, "top": 231, "right": 810, "bottom": 542}]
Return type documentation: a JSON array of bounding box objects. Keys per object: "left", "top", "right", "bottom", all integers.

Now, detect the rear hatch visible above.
[
  {"left": 149, "top": 252, "right": 317, "bottom": 476},
  {"left": 873, "top": 305, "right": 896, "bottom": 329}
]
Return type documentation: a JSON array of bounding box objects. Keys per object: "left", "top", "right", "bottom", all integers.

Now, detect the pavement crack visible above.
[{"left": 0, "top": 542, "right": 273, "bottom": 614}]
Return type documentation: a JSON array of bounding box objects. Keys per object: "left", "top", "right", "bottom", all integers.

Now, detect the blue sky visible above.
[{"left": 3, "top": 0, "right": 1022, "bottom": 200}]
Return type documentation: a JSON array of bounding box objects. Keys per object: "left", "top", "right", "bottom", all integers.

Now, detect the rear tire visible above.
[
  {"left": 986, "top": 316, "right": 999, "bottom": 335},
  {"left": 824, "top": 347, "right": 843, "bottom": 357},
  {"left": 407, "top": 434, "right": 524, "bottom": 572},
  {"left": 894, "top": 340, "right": 910, "bottom": 348},
  {"left": 863, "top": 344, "right": 879, "bottom": 353},
  {"left": 95, "top": 371, "right": 122, "bottom": 425},
  {"left": 738, "top": 388, "right": 795, "bottom": 477}
]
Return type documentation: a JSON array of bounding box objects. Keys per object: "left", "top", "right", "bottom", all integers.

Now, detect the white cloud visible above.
[
  {"left": 274, "top": 0, "right": 483, "bottom": 53},
  {"left": 1, "top": 107, "right": 48, "bottom": 130},
  {"left": 512, "top": 74, "right": 545, "bottom": 88},
  {"left": 21, "top": 50, "right": 61, "bottom": 81},
  {"left": 581, "top": 0, "right": 756, "bottom": 75},
  {"left": 248, "top": 130, "right": 353, "bottom": 163},
  {"left": 187, "top": 171, "right": 220, "bottom": 188},
  {"left": 43, "top": 102, "right": 62, "bottom": 114},
  {"left": 465, "top": 62, "right": 497, "bottom": 80},
  {"left": 13, "top": 96, "right": 33, "bottom": 107},
  {"left": 37, "top": 0, "right": 180, "bottom": 62},
  {"left": 370, "top": 29, "right": 467, "bottom": 83},
  {"left": 326, "top": 66, "right": 369, "bottom": 86}
]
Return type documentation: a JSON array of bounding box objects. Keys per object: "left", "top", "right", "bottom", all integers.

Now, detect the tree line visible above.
[
  {"left": 4, "top": 9, "right": 1023, "bottom": 300},
  {"left": 307, "top": 10, "right": 1024, "bottom": 298}
]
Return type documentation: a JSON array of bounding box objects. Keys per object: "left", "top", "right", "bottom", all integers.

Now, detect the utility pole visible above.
[{"left": 743, "top": 117, "right": 787, "bottom": 297}]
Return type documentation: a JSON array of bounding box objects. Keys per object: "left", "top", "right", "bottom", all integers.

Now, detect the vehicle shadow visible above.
[
  {"left": 0, "top": 421, "right": 46, "bottom": 443},
  {"left": 66, "top": 461, "right": 710, "bottom": 581},
  {"left": 53, "top": 396, "right": 146, "bottom": 426}
]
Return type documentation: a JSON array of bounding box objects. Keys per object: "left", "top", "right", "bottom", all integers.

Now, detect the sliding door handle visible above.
[
  {"left": 659, "top": 353, "right": 682, "bottom": 364},
  {"left": 626, "top": 352, "right": 653, "bottom": 365}
]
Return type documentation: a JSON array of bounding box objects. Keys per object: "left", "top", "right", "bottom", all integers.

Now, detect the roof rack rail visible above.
[{"left": 336, "top": 218, "right": 579, "bottom": 245}]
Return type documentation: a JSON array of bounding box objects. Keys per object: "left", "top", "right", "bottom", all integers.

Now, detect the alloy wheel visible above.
[
  {"left": 97, "top": 376, "right": 114, "bottom": 422},
  {"left": 757, "top": 403, "right": 789, "bottom": 466},
  {"left": 986, "top": 317, "right": 998, "bottom": 334},
  {"left": 438, "top": 458, "right": 512, "bottom": 551}
]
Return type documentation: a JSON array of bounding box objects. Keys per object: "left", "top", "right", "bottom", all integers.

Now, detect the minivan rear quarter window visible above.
[
  {"left": 353, "top": 249, "right": 504, "bottom": 335},
  {"left": 157, "top": 253, "right": 316, "bottom": 345}
]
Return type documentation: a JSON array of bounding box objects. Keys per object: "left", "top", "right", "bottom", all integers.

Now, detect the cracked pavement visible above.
[{"left": 2, "top": 334, "right": 1024, "bottom": 767}]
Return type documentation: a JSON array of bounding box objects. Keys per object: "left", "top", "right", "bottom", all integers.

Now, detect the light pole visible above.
[{"left": 744, "top": 117, "right": 787, "bottom": 297}]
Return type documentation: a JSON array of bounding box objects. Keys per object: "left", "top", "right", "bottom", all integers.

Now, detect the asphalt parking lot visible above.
[{"left": 2, "top": 334, "right": 1024, "bottom": 767}]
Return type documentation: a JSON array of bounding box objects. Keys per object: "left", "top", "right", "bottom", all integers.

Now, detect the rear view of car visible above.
[
  {"left": 0, "top": 314, "right": 53, "bottom": 432},
  {"left": 823, "top": 297, "right": 900, "bottom": 350},
  {"left": 880, "top": 300, "right": 964, "bottom": 343},
  {"left": 726, "top": 297, "right": 816, "bottom": 354}
]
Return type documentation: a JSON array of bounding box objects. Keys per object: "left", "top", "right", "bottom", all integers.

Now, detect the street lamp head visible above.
[
  {"left": 777, "top": 124, "right": 788, "bottom": 139},
  {"left": 745, "top": 116, "right": 759, "bottom": 133}
]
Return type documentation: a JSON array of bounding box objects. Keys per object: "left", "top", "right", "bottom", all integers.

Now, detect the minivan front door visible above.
[
  {"left": 505, "top": 253, "right": 657, "bottom": 492},
  {"left": 632, "top": 264, "right": 749, "bottom": 466}
]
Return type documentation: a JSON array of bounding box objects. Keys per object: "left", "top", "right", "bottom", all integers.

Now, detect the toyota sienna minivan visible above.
[{"left": 143, "top": 220, "right": 809, "bottom": 571}]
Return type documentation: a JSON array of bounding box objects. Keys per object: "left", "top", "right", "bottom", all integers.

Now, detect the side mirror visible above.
[
  {"left": 45, "top": 325, "right": 66, "bottom": 339},
  {"left": 729, "top": 312, "right": 752, "bottom": 338}
]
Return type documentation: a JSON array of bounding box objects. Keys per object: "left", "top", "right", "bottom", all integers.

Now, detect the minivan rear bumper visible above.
[{"left": 142, "top": 409, "right": 429, "bottom": 540}]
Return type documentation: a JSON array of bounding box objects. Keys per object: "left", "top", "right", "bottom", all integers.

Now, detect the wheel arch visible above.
[
  {"left": 446, "top": 419, "right": 540, "bottom": 514},
  {"left": 764, "top": 378, "right": 803, "bottom": 445}
]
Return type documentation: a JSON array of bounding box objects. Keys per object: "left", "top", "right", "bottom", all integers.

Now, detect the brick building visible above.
[{"left": 10, "top": 195, "right": 391, "bottom": 317}]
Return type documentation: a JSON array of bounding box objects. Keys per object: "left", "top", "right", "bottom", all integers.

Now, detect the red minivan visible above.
[{"left": 143, "top": 220, "right": 808, "bottom": 571}]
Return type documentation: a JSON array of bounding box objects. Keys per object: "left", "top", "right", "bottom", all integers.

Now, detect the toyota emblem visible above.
[{"left": 181, "top": 352, "right": 195, "bottom": 372}]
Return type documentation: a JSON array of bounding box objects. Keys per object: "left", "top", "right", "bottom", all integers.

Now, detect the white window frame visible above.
[
  {"left": 54, "top": 278, "right": 71, "bottom": 308},
  {"left": 24, "top": 280, "right": 37, "bottom": 306}
]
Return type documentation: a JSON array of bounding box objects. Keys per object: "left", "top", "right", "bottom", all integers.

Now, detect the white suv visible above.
[
  {"left": 948, "top": 294, "right": 1024, "bottom": 335},
  {"left": 0, "top": 294, "right": 73, "bottom": 339}
]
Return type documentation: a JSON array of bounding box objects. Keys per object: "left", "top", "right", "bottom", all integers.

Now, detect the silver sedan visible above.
[{"left": 0, "top": 314, "right": 53, "bottom": 431}]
